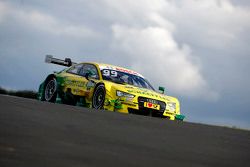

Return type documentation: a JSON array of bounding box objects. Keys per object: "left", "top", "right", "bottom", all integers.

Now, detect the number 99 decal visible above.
[{"left": 102, "top": 69, "right": 118, "bottom": 77}]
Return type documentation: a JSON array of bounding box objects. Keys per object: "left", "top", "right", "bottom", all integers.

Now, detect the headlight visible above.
[
  {"left": 116, "top": 90, "right": 135, "bottom": 98},
  {"left": 167, "top": 102, "right": 176, "bottom": 112}
]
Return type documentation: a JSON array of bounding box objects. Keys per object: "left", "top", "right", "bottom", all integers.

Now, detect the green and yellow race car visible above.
[{"left": 38, "top": 55, "right": 185, "bottom": 121}]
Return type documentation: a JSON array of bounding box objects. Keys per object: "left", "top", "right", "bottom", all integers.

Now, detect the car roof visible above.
[{"left": 80, "top": 62, "right": 144, "bottom": 78}]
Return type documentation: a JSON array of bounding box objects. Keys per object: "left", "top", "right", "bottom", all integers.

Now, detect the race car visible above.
[{"left": 38, "top": 55, "right": 185, "bottom": 121}]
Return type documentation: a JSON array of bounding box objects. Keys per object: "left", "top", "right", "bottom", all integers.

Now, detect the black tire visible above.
[
  {"left": 43, "top": 77, "right": 57, "bottom": 102},
  {"left": 92, "top": 84, "right": 105, "bottom": 109}
]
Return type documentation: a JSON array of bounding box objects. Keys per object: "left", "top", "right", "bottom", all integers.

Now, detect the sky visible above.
[{"left": 0, "top": 0, "right": 250, "bottom": 129}]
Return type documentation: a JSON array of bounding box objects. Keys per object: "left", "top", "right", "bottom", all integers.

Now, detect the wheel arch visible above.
[
  {"left": 38, "top": 74, "right": 57, "bottom": 101},
  {"left": 44, "top": 74, "right": 57, "bottom": 84},
  {"left": 93, "top": 82, "right": 105, "bottom": 91}
]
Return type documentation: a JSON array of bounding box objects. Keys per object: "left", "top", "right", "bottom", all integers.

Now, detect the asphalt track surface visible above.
[{"left": 0, "top": 95, "right": 250, "bottom": 167}]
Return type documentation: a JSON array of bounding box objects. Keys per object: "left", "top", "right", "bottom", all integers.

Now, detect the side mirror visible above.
[
  {"left": 85, "top": 72, "right": 91, "bottom": 80},
  {"left": 158, "top": 86, "right": 165, "bottom": 94},
  {"left": 84, "top": 70, "right": 94, "bottom": 80}
]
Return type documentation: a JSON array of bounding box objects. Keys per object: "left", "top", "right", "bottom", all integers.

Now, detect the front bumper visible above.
[{"left": 104, "top": 97, "right": 185, "bottom": 121}]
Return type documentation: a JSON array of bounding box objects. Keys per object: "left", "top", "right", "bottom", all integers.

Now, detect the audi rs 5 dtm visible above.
[{"left": 38, "top": 55, "right": 185, "bottom": 121}]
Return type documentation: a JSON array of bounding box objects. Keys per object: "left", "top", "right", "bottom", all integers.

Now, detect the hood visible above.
[{"left": 105, "top": 81, "right": 178, "bottom": 102}]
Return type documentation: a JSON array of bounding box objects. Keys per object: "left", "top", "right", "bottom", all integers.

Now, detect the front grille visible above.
[
  {"left": 138, "top": 97, "right": 166, "bottom": 113},
  {"left": 128, "top": 97, "right": 166, "bottom": 118}
]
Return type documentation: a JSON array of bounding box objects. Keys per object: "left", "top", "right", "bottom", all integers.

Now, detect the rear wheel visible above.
[
  {"left": 92, "top": 84, "right": 105, "bottom": 109},
  {"left": 44, "top": 78, "right": 57, "bottom": 102}
]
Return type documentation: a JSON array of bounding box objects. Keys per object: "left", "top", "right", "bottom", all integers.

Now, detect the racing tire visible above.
[
  {"left": 92, "top": 84, "right": 105, "bottom": 109},
  {"left": 43, "top": 77, "right": 57, "bottom": 103}
]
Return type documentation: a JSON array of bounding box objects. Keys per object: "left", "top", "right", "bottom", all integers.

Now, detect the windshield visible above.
[{"left": 101, "top": 69, "right": 155, "bottom": 91}]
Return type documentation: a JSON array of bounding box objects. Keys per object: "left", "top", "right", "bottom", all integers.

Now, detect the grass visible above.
[{"left": 0, "top": 87, "right": 38, "bottom": 99}]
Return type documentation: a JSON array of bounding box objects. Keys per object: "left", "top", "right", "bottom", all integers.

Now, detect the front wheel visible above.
[
  {"left": 43, "top": 77, "right": 57, "bottom": 102},
  {"left": 92, "top": 84, "right": 105, "bottom": 109}
]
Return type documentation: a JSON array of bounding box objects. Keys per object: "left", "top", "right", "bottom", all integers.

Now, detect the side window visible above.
[
  {"left": 67, "top": 64, "right": 83, "bottom": 74},
  {"left": 79, "top": 64, "right": 99, "bottom": 79}
]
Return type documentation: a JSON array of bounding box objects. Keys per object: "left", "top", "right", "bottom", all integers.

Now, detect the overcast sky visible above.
[{"left": 0, "top": 0, "right": 250, "bottom": 129}]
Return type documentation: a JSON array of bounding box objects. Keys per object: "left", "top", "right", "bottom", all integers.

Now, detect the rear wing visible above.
[{"left": 45, "top": 55, "right": 77, "bottom": 67}]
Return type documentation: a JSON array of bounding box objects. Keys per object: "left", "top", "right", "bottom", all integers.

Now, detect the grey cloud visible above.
[{"left": 0, "top": 0, "right": 250, "bottom": 128}]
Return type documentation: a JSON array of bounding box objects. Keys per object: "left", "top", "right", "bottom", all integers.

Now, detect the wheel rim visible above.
[
  {"left": 45, "top": 79, "right": 56, "bottom": 101},
  {"left": 93, "top": 87, "right": 105, "bottom": 109}
]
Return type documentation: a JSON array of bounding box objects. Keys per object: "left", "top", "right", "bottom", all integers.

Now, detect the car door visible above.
[
  {"left": 78, "top": 64, "right": 99, "bottom": 98},
  {"left": 61, "top": 63, "right": 99, "bottom": 97}
]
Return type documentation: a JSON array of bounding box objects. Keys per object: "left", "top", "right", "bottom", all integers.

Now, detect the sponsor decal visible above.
[
  {"left": 99, "top": 65, "right": 115, "bottom": 70},
  {"left": 65, "top": 80, "right": 86, "bottom": 87},
  {"left": 99, "top": 65, "right": 143, "bottom": 77},
  {"left": 115, "top": 67, "right": 140, "bottom": 76},
  {"left": 144, "top": 102, "right": 160, "bottom": 110},
  {"left": 127, "top": 89, "right": 169, "bottom": 100}
]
